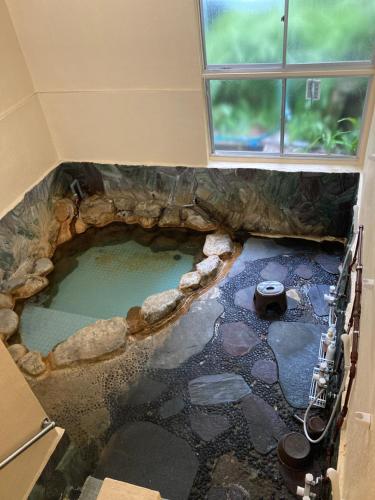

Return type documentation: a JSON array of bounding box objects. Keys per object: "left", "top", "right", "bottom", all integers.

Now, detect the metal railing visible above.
[{"left": 0, "top": 418, "right": 55, "bottom": 470}]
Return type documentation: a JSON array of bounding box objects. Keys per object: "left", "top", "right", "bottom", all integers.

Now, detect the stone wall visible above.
[{"left": 0, "top": 162, "right": 359, "bottom": 276}]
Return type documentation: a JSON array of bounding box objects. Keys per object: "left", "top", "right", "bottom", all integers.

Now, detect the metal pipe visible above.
[{"left": 0, "top": 418, "right": 55, "bottom": 470}]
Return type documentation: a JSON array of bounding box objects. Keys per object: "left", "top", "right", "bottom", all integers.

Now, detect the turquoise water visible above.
[{"left": 20, "top": 225, "right": 201, "bottom": 354}]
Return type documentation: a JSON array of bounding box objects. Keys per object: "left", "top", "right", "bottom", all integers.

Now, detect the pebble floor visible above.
[{"left": 93, "top": 237, "right": 341, "bottom": 500}]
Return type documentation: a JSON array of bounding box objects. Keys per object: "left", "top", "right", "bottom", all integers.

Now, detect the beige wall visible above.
[
  {"left": 6, "top": 0, "right": 208, "bottom": 166},
  {"left": 336, "top": 116, "right": 375, "bottom": 499},
  {"left": 0, "top": 342, "right": 63, "bottom": 500},
  {"left": 0, "top": 0, "right": 58, "bottom": 217}
]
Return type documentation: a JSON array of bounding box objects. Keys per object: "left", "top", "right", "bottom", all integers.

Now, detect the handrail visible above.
[
  {"left": 0, "top": 418, "right": 56, "bottom": 470},
  {"left": 334, "top": 225, "right": 364, "bottom": 435}
]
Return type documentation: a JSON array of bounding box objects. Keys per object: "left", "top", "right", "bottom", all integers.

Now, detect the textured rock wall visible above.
[{"left": 0, "top": 162, "right": 359, "bottom": 276}]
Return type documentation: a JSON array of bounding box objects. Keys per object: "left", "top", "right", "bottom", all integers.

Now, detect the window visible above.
[{"left": 200, "top": 0, "right": 375, "bottom": 159}]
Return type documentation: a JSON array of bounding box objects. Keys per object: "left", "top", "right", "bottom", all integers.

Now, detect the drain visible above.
[{"left": 173, "top": 254, "right": 182, "bottom": 261}]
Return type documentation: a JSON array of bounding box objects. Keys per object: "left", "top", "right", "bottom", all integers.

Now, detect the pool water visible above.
[{"left": 20, "top": 224, "right": 202, "bottom": 354}]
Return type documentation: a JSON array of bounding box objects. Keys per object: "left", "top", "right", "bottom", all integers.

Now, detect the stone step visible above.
[
  {"left": 19, "top": 304, "right": 98, "bottom": 355},
  {"left": 79, "top": 476, "right": 103, "bottom": 500}
]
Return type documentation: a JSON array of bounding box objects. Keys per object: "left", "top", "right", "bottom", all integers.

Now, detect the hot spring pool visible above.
[{"left": 20, "top": 225, "right": 203, "bottom": 354}]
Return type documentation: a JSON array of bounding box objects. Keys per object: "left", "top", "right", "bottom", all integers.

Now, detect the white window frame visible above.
[{"left": 198, "top": 0, "right": 375, "bottom": 165}]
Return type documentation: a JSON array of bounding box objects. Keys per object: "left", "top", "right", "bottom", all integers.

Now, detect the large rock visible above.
[
  {"left": 183, "top": 208, "right": 217, "bottom": 232},
  {"left": 196, "top": 255, "right": 222, "bottom": 285},
  {"left": 54, "top": 198, "right": 75, "bottom": 222},
  {"left": 158, "top": 207, "right": 181, "bottom": 227},
  {"left": 134, "top": 201, "right": 162, "bottom": 219},
  {"left": 0, "top": 293, "right": 14, "bottom": 309},
  {"left": 12, "top": 276, "right": 49, "bottom": 299},
  {"left": 33, "top": 257, "right": 54, "bottom": 277},
  {"left": 7, "top": 343, "right": 28, "bottom": 363},
  {"left": 113, "top": 195, "right": 136, "bottom": 212},
  {"left": 203, "top": 232, "right": 233, "bottom": 258},
  {"left": 220, "top": 321, "right": 259, "bottom": 356},
  {"left": 18, "top": 351, "right": 46, "bottom": 376},
  {"left": 53, "top": 317, "right": 127, "bottom": 366},
  {"left": 10, "top": 258, "right": 35, "bottom": 280},
  {"left": 0, "top": 309, "right": 19, "bottom": 339},
  {"left": 179, "top": 271, "right": 202, "bottom": 293},
  {"left": 80, "top": 195, "right": 116, "bottom": 226},
  {"left": 141, "top": 289, "right": 184, "bottom": 324}
]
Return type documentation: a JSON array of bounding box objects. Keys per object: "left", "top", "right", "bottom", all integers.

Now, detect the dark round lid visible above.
[
  {"left": 277, "top": 432, "right": 312, "bottom": 470},
  {"left": 307, "top": 415, "right": 326, "bottom": 436}
]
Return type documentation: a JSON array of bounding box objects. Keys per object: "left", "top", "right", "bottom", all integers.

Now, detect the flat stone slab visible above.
[
  {"left": 314, "top": 254, "right": 340, "bottom": 275},
  {"left": 268, "top": 321, "right": 322, "bottom": 408},
  {"left": 189, "top": 373, "right": 251, "bottom": 406},
  {"left": 260, "top": 262, "right": 288, "bottom": 282},
  {"left": 190, "top": 412, "right": 230, "bottom": 441},
  {"left": 241, "top": 237, "right": 297, "bottom": 262},
  {"left": 149, "top": 297, "right": 224, "bottom": 369},
  {"left": 241, "top": 394, "right": 288, "bottom": 455},
  {"left": 95, "top": 422, "right": 198, "bottom": 500},
  {"left": 234, "top": 286, "right": 256, "bottom": 312},
  {"left": 117, "top": 376, "right": 168, "bottom": 407},
  {"left": 159, "top": 397, "right": 185, "bottom": 419},
  {"left": 308, "top": 285, "right": 330, "bottom": 316},
  {"left": 220, "top": 322, "right": 260, "bottom": 356},
  {"left": 295, "top": 263, "right": 313, "bottom": 280},
  {"left": 251, "top": 359, "right": 277, "bottom": 384}
]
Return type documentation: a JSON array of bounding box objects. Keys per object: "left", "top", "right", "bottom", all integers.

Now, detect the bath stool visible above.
[{"left": 254, "top": 281, "right": 287, "bottom": 318}]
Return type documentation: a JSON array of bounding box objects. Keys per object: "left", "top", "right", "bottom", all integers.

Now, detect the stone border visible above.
[{"left": 1, "top": 194, "right": 238, "bottom": 376}]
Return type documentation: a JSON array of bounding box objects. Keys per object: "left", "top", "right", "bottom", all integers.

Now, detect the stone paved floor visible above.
[
  {"left": 30, "top": 236, "right": 343, "bottom": 500},
  {"left": 93, "top": 237, "right": 341, "bottom": 500}
]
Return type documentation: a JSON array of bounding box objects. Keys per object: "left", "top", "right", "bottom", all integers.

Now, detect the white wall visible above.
[
  {"left": 0, "top": 0, "right": 58, "bottom": 216},
  {"left": 5, "top": 0, "right": 208, "bottom": 166},
  {"left": 336, "top": 116, "right": 375, "bottom": 500}
]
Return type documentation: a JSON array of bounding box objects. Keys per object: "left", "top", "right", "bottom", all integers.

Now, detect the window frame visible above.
[{"left": 198, "top": 0, "right": 375, "bottom": 164}]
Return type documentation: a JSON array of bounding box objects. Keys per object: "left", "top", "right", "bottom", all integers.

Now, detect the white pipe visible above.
[
  {"left": 326, "top": 468, "right": 341, "bottom": 500},
  {"left": 303, "top": 369, "right": 348, "bottom": 444}
]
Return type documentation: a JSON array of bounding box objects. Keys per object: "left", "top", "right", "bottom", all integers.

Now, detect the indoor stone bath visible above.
[{"left": 0, "top": 164, "right": 352, "bottom": 499}]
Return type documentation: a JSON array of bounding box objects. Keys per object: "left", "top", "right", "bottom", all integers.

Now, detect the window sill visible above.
[{"left": 208, "top": 156, "right": 362, "bottom": 174}]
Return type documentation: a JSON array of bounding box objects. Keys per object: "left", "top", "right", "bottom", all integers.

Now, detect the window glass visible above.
[
  {"left": 203, "top": 0, "right": 284, "bottom": 65},
  {"left": 209, "top": 79, "right": 282, "bottom": 153},
  {"left": 287, "top": 0, "right": 375, "bottom": 63},
  {"left": 284, "top": 77, "right": 368, "bottom": 156}
]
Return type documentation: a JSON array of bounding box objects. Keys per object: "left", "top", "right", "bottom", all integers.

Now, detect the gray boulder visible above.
[
  {"left": 18, "top": 351, "right": 46, "bottom": 376},
  {"left": 141, "top": 289, "right": 184, "bottom": 323},
  {"left": 0, "top": 293, "right": 14, "bottom": 309},
  {"left": 0, "top": 309, "right": 19, "bottom": 339},
  {"left": 159, "top": 207, "right": 181, "bottom": 227},
  {"left": 12, "top": 276, "right": 49, "bottom": 299},
  {"left": 134, "top": 201, "right": 162, "bottom": 219},
  {"left": 179, "top": 271, "right": 202, "bottom": 292},
  {"left": 182, "top": 209, "right": 217, "bottom": 232},
  {"left": 196, "top": 255, "right": 222, "bottom": 284},
  {"left": 53, "top": 317, "right": 128, "bottom": 367},
  {"left": 80, "top": 195, "right": 116, "bottom": 226},
  {"left": 203, "top": 232, "right": 233, "bottom": 258},
  {"left": 8, "top": 344, "right": 28, "bottom": 363},
  {"left": 33, "top": 258, "right": 54, "bottom": 277}
]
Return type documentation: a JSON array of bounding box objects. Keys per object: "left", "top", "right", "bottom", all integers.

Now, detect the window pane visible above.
[
  {"left": 202, "top": 0, "right": 284, "bottom": 65},
  {"left": 287, "top": 0, "right": 375, "bottom": 63},
  {"left": 209, "top": 79, "right": 282, "bottom": 153},
  {"left": 284, "top": 77, "right": 368, "bottom": 156}
]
